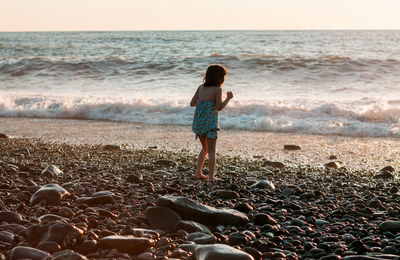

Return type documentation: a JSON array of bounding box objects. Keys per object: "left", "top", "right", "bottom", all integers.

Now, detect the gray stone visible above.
[
  {"left": 379, "top": 221, "right": 400, "bottom": 232},
  {"left": 156, "top": 195, "right": 248, "bottom": 226},
  {"left": 195, "top": 244, "right": 254, "bottom": 260},
  {"left": 145, "top": 206, "right": 182, "bottom": 230},
  {"left": 30, "top": 184, "right": 70, "bottom": 206},
  {"left": 9, "top": 246, "right": 50, "bottom": 260},
  {"left": 252, "top": 180, "right": 275, "bottom": 190},
  {"left": 213, "top": 190, "right": 240, "bottom": 199},
  {"left": 0, "top": 211, "right": 22, "bottom": 224},
  {"left": 76, "top": 195, "right": 114, "bottom": 205},
  {"left": 99, "top": 235, "right": 153, "bottom": 254},
  {"left": 44, "top": 249, "right": 88, "bottom": 260},
  {"left": 187, "top": 232, "right": 216, "bottom": 244},
  {"left": 174, "top": 220, "right": 211, "bottom": 234}
]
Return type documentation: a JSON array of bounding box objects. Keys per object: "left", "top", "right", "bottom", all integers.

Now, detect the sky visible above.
[{"left": 1, "top": 0, "right": 400, "bottom": 31}]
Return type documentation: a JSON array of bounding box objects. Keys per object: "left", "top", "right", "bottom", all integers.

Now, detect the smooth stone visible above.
[
  {"left": 27, "top": 222, "right": 84, "bottom": 248},
  {"left": 0, "top": 133, "right": 9, "bottom": 138},
  {"left": 325, "top": 161, "right": 341, "bottom": 169},
  {"left": 126, "top": 173, "right": 143, "bottom": 183},
  {"left": 41, "top": 165, "right": 63, "bottom": 177},
  {"left": 229, "top": 232, "right": 250, "bottom": 246},
  {"left": 187, "top": 232, "right": 216, "bottom": 244},
  {"left": 145, "top": 206, "right": 182, "bottom": 230},
  {"left": 374, "top": 171, "right": 394, "bottom": 179},
  {"left": 30, "top": 184, "right": 70, "bottom": 206},
  {"left": 284, "top": 144, "right": 301, "bottom": 150},
  {"left": 344, "top": 255, "right": 400, "bottom": 260},
  {"left": 0, "top": 224, "right": 26, "bottom": 233},
  {"left": 0, "top": 211, "right": 23, "bottom": 224},
  {"left": 38, "top": 214, "right": 69, "bottom": 222},
  {"left": 156, "top": 195, "right": 248, "bottom": 226},
  {"left": 252, "top": 180, "right": 275, "bottom": 190},
  {"left": 253, "top": 213, "right": 277, "bottom": 226},
  {"left": 262, "top": 160, "right": 285, "bottom": 168},
  {"left": 0, "top": 231, "right": 16, "bottom": 244},
  {"left": 36, "top": 241, "right": 61, "bottom": 253},
  {"left": 57, "top": 207, "right": 74, "bottom": 218},
  {"left": 174, "top": 220, "right": 211, "bottom": 234},
  {"left": 103, "top": 144, "right": 121, "bottom": 150},
  {"left": 99, "top": 235, "right": 153, "bottom": 254},
  {"left": 43, "top": 249, "right": 88, "bottom": 260},
  {"left": 381, "top": 166, "right": 395, "bottom": 172},
  {"left": 9, "top": 246, "right": 50, "bottom": 260},
  {"left": 234, "top": 203, "right": 253, "bottom": 213},
  {"left": 379, "top": 221, "right": 400, "bottom": 232},
  {"left": 195, "top": 244, "right": 254, "bottom": 260},
  {"left": 91, "top": 191, "right": 115, "bottom": 197},
  {"left": 315, "top": 219, "right": 329, "bottom": 226},
  {"left": 76, "top": 195, "right": 114, "bottom": 205},
  {"left": 214, "top": 190, "right": 240, "bottom": 199},
  {"left": 76, "top": 240, "right": 98, "bottom": 255},
  {"left": 242, "top": 247, "right": 262, "bottom": 260}
]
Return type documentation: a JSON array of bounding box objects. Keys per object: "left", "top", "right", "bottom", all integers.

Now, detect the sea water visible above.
[{"left": 0, "top": 30, "right": 399, "bottom": 137}]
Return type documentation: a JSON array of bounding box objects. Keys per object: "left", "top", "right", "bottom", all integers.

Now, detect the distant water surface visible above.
[{"left": 0, "top": 31, "right": 399, "bottom": 137}]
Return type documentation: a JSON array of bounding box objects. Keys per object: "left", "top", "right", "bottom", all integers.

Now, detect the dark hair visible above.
[{"left": 203, "top": 64, "right": 227, "bottom": 87}]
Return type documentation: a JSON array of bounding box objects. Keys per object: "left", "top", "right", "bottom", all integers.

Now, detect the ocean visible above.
[{"left": 0, "top": 30, "right": 399, "bottom": 137}]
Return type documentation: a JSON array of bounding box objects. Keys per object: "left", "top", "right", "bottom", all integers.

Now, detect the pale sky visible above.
[{"left": 1, "top": 0, "right": 400, "bottom": 31}]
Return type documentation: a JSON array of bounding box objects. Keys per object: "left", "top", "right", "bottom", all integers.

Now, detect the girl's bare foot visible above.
[
  {"left": 194, "top": 174, "right": 208, "bottom": 180},
  {"left": 208, "top": 176, "right": 221, "bottom": 181}
]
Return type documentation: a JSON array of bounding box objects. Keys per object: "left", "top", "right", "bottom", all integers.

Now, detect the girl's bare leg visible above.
[
  {"left": 207, "top": 138, "right": 219, "bottom": 180},
  {"left": 195, "top": 136, "right": 208, "bottom": 179}
]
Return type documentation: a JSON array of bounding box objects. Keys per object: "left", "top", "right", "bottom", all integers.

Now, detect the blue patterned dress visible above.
[{"left": 192, "top": 100, "right": 219, "bottom": 139}]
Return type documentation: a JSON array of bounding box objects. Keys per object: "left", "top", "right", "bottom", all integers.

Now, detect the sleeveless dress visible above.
[{"left": 192, "top": 100, "right": 219, "bottom": 139}]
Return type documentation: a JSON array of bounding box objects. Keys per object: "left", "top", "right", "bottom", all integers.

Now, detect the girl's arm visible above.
[
  {"left": 215, "top": 87, "right": 233, "bottom": 111},
  {"left": 190, "top": 87, "right": 200, "bottom": 107}
]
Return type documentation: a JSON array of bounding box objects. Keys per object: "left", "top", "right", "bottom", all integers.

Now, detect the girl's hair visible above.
[{"left": 203, "top": 64, "right": 227, "bottom": 87}]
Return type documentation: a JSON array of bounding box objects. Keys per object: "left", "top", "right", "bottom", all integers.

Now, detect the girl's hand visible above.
[{"left": 227, "top": 91, "right": 233, "bottom": 100}]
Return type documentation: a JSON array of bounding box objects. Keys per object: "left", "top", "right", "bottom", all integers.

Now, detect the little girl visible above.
[{"left": 190, "top": 64, "right": 233, "bottom": 180}]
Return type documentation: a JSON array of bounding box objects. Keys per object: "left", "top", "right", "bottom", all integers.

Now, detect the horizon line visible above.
[{"left": 1, "top": 29, "right": 400, "bottom": 33}]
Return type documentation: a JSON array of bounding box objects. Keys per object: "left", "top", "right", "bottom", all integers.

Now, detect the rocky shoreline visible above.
[{"left": 0, "top": 137, "right": 399, "bottom": 260}]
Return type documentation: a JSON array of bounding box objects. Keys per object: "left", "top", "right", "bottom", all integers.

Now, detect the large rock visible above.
[
  {"left": 0, "top": 211, "right": 23, "bottom": 224},
  {"left": 99, "top": 235, "right": 153, "bottom": 254},
  {"left": 30, "top": 184, "right": 70, "bottom": 206},
  {"left": 156, "top": 196, "right": 248, "bottom": 226},
  {"left": 145, "top": 206, "right": 181, "bottom": 230},
  {"left": 43, "top": 250, "right": 88, "bottom": 260},
  {"left": 9, "top": 246, "right": 50, "bottom": 260},
  {"left": 195, "top": 244, "right": 254, "bottom": 260},
  {"left": 379, "top": 221, "right": 400, "bottom": 232}
]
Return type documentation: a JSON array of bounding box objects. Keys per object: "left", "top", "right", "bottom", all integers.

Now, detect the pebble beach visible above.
[{"left": 1, "top": 131, "right": 400, "bottom": 260}]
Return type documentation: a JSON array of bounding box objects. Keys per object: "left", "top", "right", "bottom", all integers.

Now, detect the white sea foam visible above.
[{"left": 1, "top": 95, "right": 399, "bottom": 138}]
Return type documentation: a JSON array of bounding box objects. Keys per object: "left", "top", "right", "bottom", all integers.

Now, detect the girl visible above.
[{"left": 190, "top": 64, "right": 233, "bottom": 180}]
